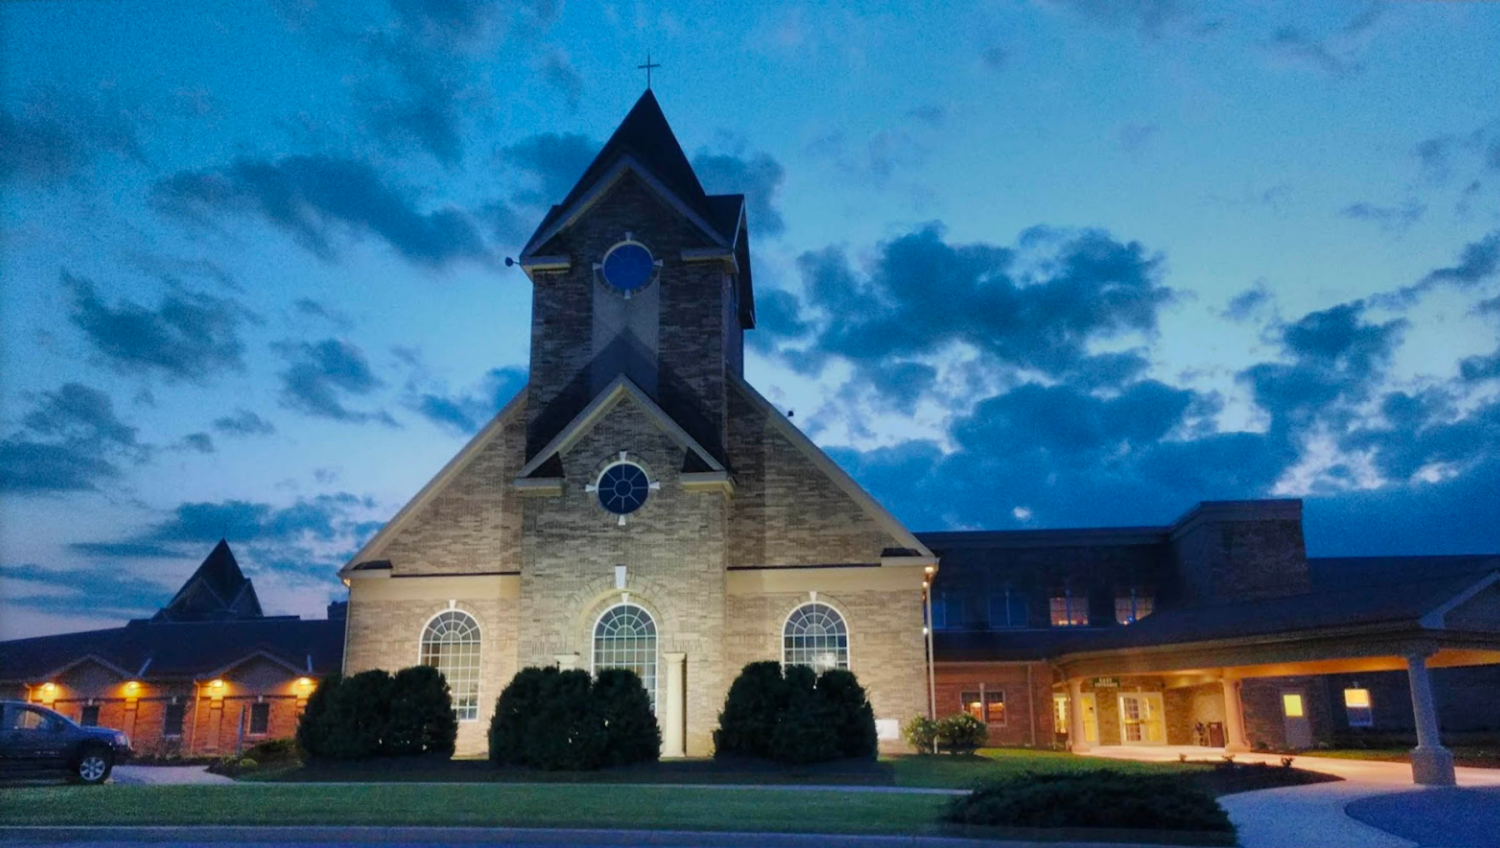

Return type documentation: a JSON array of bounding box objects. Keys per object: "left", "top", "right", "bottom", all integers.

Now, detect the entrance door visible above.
[
  {"left": 1081, "top": 694, "right": 1098, "bottom": 744},
  {"left": 1281, "top": 691, "right": 1313, "bottom": 749},
  {"left": 1118, "top": 693, "right": 1166, "bottom": 744}
]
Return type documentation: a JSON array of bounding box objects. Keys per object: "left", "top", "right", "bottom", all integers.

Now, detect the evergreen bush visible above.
[
  {"left": 294, "top": 672, "right": 340, "bottom": 759},
  {"left": 714, "top": 662, "right": 879, "bottom": 764},
  {"left": 387, "top": 665, "right": 458, "bottom": 757},
  {"left": 488, "top": 666, "right": 660, "bottom": 770},
  {"left": 943, "top": 771, "right": 1233, "bottom": 833},
  {"left": 319, "top": 669, "right": 393, "bottom": 760},
  {"left": 937, "top": 712, "right": 988, "bottom": 755}
]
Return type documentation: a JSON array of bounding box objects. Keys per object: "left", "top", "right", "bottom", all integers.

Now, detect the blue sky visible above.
[{"left": 3, "top": 0, "right": 1498, "bottom": 639}]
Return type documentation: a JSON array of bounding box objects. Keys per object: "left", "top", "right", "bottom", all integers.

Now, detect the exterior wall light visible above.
[
  {"left": 40, "top": 682, "right": 58, "bottom": 701},
  {"left": 296, "top": 677, "right": 314, "bottom": 689},
  {"left": 124, "top": 681, "right": 141, "bottom": 695}
]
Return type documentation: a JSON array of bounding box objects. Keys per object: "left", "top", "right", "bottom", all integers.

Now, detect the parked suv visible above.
[{"left": 0, "top": 700, "right": 132, "bottom": 784}]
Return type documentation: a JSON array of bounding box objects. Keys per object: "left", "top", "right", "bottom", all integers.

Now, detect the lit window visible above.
[
  {"left": 784, "top": 603, "right": 849, "bottom": 672},
  {"left": 1050, "top": 590, "right": 1089, "bottom": 627},
  {"left": 594, "top": 604, "right": 658, "bottom": 712},
  {"left": 80, "top": 705, "right": 100, "bottom": 727},
  {"left": 1344, "top": 688, "right": 1372, "bottom": 727},
  {"left": 1282, "top": 693, "right": 1305, "bottom": 718},
  {"left": 421, "top": 610, "right": 482, "bottom": 721},
  {"left": 988, "top": 590, "right": 1028, "bottom": 629},
  {"left": 163, "top": 702, "right": 185, "bottom": 737},
  {"left": 249, "top": 703, "right": 270, "bottom": 735},
  {"left": 1115, "top": 589, "right": 1154, "bottom": 625},
  {"left": 985, "top": 691, "right": 1006, "bottom": 724},
  {"left": 961, "top": 691, "right": 983, "bottom": 721}
]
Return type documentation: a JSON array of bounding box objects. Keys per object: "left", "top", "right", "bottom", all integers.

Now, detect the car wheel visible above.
[{"left": 75, "top": 746, "right": 113, "bottom": 785}]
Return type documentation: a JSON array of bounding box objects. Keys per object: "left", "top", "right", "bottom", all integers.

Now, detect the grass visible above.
[
  {"left": 892, "top": 747, "right": 1211, "bottom": 789},
  {"left": 0, "top": 783, "right": 944, "bottom": 834},
  {"left": 1303, "top": 747, "right": 1500, "bottom": 768}
]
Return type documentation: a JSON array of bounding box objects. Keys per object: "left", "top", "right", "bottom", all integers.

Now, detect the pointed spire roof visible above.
[
  {"left": 153, "top": 539, "right": 264, "bottom": 622},
  {"left": 521, "top": 90, "right": 745, "bottom": 255}
]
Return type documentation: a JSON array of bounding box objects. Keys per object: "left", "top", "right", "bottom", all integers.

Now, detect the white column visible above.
[
  {"left": 1068, "top": 678, "right": 1090, "bottom": 753},
  {"left": 554, "top": 653, "right": 580, "bottom": 671},
  {"left": 1221, "top": 676, "right": 1248, "bottom": 753},
  {"left": 662, "top": 651, "right": 686, "bottom": 758},
  {"left": 1406, "top": 652, "right": 1456, "bottom": 786}
]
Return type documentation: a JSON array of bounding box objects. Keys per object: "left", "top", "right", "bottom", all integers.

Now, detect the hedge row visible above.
[
  {"left": 296, "top": 666, "right": 458, "bottom": 761},
  {"left": 488, "top": 666, "right": 660, "bottom": 771},
  {"left": 714, "top": 661, "right": 877, "bottom": 764}
]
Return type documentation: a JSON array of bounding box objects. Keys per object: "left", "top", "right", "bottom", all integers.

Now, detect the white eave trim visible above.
[
  {"left": 512, "top": 477, "right": 564, "bottom": 497},
  {"left": 728, "top": 373, "right": 935, "bottom": 560},
  {"left": 339, "top": 386, "right": 528, "bottom": 577},
  {"left": 1420, "top": 570, "right": 1500, "bottom": 629},
  {"left": 881, "top": 555, "right": 938, "bottom": 569},
  {"left": 516, "top": 374, "right": 725, "bottom": 479},
  {"left": 681, "top": 470, "right": 735, "bottom": 496},
  {"left": 521, "top": 155, "right": 729, "bottom": 258}
]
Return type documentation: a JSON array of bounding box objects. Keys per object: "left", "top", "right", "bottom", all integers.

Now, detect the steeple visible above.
[{"left": 152, "top": 539, "right": 264, "bottom": 622}]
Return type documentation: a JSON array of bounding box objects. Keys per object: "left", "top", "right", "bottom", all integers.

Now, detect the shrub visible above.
[
  {"left": 904, "top": 715, "right": 938, "bottom": 754},
  {"left": 387, "top": 665, "right": 458, "bottom": 757},
  {"left": 714, "top": 662, "right": 879, "bottom": 764},
  {"left": 320, "top": 669, "right": 393, "bottom": 760},
  {"left": 295, "top": 672, "right": 341, "bottom": 760},
  {"left": 236, "top": 757, "right": 258, "bottom": 769},
  {"left": 943, "top": 771, "right": 1232, "bottom": 833},
  {"left": 243, "top": 737, "right": 301, "bottom": 765},
  {"left": 594, "top": 668, "right": 661, "bottom": 767},
  {"left": 937, "top": 713, "right": 988, "bottom": 755},
  {"left": 488, "top": 666, "right": 660, "bottom": 771}
]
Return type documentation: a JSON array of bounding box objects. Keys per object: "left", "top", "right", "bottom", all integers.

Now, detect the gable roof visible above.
[
  {"left": 152, "top": 539, "right": 262, "bottom": 622},
  {"left": 516, "top": 374, "right": 724, "bottom": 479},
  {"left": 729, "top": 373, "right": 935, "bottom": 561},
  {"left": 342, "top": 386, "right": 528, "bottom": 575}
]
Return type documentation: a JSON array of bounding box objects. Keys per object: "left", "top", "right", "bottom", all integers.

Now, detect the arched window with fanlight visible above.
[
  {"left": 592, "top": 604, "right": 658, "bottom": 711},
  {"left": 419, "top": 609, "right": 481, "bottom": 721},
  {"left": 783, "top": 603, "right": 849, "bottom": 672}
]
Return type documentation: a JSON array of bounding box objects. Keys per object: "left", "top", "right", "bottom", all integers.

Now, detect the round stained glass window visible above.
[
  {"left": 601, "top": 242, "right": 655, "bottom": 293},
  {"left": 597, "top": 462, "right": 651, "bottom": 515}
]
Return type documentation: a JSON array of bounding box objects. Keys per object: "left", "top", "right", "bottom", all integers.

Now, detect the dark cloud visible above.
[
  {"left": 0, "top": 562, "right": 167, "bottom": 620},
  {"left": 275, "top": 338, "right": 397, "bottom": 426},
  {"left": 805, "top": 129, "right": 927, "bottom": 187},
  {"left": 63, "top": 271, "right": 250, "bottom": 383},
  {"left": 1222, "top": 282, "right": 1273, "bottom": 322},
  {"left": 980, "top": 46, "right": 1008, "bottom": 70},
  {"left": 294, "top": 298, "right": 352, "bottom": 329},
  {"left": 408, "top": 365, "right": 526, "bottom": 435},
  {"left": 904, "top": 104, "right": 947, "bottom": 127},
  {"left": 357, "top": 36, "right": 469, "bottom": 166},
  {"left": 179, "top": 432, "right": 215, "bottom": 454},
  {"left": 693, "top": 150, "right": 787, "bottom": 237},
  {"left": 1039, "top": 0, "right": 1186, "bottom": 37},
  {"left": 152, "top": 155, "right": 488, "bottom": 268},
  {"left": 1383, "top": 230, "right": 1500, "bottom": 306},
  {"left": 1239, "top": 300, "right": 1406, "bottom": 437},
  {"left": 773, "top": 224, "right": 1171, "bottom": 404},
  {"left": 1340, "top": 200, "right": 1425, "bottom": 232},
  {"left": 212, "top": 409, "right": 277, "bottom": 438},
  {"left": 540, "top": 48, "right": 583, "bottom": 112},
  {"left": 0, "top": 383, "right": 143, "bottom": 494},
  {"left": 0, "top": 89, "right": 144, "bottom": 186},
  {"left": 66, "top": 542, "right": 181, "bottom": 558},
  {"left": 141, "top": 493, "right": 373, "bottom": 545},
  {"left": 1265, "top": 27, "right": 1355, "bottom": 75},
  {"left": 500, "top": 132, "right": 600, "bottom": 207},
  {"left": 1460, "top": 347, "right": 1500, "bottom": 383}
]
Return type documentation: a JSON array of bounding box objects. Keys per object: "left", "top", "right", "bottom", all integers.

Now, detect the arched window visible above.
[
  {"left": 420, "top": 610, "right": 481, "bottom": 720},
  {"left": 592, "top": 604, "right": 657, "bottom": 711},
  {"left": 783, "top": 603, "right": 849, "bottom": 672}
]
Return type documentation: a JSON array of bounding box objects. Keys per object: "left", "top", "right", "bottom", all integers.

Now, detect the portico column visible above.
[
  {"left": 662, "top": 652, "right": 686, "bottom": 758},
  {"left": 1067, "top": 679, "right": 1090, "bottom": 753},
  {"left": 1405, "top": 652, "right": 1456, "bottom": 786},
  {"left": 1220, "top": 676, "right": 1248, "bottom": 753}
]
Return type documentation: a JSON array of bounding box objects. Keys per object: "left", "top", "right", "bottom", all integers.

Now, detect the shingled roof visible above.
[{"left": 152, "top": 538, "right": 263, "bottom": 622}]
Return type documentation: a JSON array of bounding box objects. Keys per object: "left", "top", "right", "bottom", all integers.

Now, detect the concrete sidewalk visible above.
[{"left": 110, "top": 765, "right": 234, "bottom": 786}]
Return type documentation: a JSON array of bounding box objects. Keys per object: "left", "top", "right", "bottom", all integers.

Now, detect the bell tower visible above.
[{"left": 516, "top": 91, "right": 756, "bottom": 465}]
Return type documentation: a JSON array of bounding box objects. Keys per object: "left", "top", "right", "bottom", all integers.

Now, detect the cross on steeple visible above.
[{"left": 637, "top": 52, "right": 661, "bottom": 89}]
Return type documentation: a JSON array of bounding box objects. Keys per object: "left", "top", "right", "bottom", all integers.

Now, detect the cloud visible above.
[
  {"left": 0, "top": 382, "right": 144, "bottom": 494},
  {"left": 1117, "top": 123, "right": 1158, "bottom": 155},
  {"left": 407, "top": 365, "right": 527, "bottom": 435},
  {"left": 1037, "top": 0, "right": 1186, "bottom": 37},
  {"left": 63, "top": 271, "right": 251, "bottom": 383},
  {"left": 275, "top": 338, "right": 397, "bottom": 425},
  {"left": 905, "top": 104, "right": 947, "bottom": 127},
  {"left": 152, "top": 154, "right": 489, "bottom": 268},
  {"left": 212, "top": 409, "right": 277, "bottom": 437},
  {"left": 1387, "top": 229, "right": 1500, "bottom": 304},
  {"left": 805, "top": 129, "right": 927, "bottom": 188},
  {"left": 178, "top": 432, "right": 215, "bottom": 454},
  {"left": 0, "top": 563, "right": 169, "bottom": 620},
  {"left": 1222, "top": 282, "right": 1273, "bottom": 322},
  {"left": 1265, "top": 27, "right": 1355, "bottom": 75},
  {"left": 500, "top": 132, "right": 600, "bottom": 207},
  {"left": 980, "top": 46, "right": 1008, "bottom": 70},
  {"left": 540, "top": 48, "right": 583, "bottom": 112},
  {"left": 772, "top": 224, "right": 1172, "bottom": 406},
  {"left": 293, "top": 298, "right": 352, "bottom": 329},
  {"left": 0, "top": 89, "right": 144, "bottom": 186},
  {"left": 693, "top": 149, "right": 787, "bottom": 237},
  {"left": 1340, "top": 200, "right": 1425, "bottom": 232}
]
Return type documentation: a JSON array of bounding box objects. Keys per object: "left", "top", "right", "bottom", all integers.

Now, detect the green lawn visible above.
[
  {"left": 0, "top": 783, "right": 945, "bottom": 834},
  {"left": 1304, "top": 747, "right": 1500, "bottom": 768},
  {"left": 891, "top": 747, "right": 1210, "bottom": 789}
]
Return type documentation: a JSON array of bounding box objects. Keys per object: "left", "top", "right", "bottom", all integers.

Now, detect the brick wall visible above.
[
  {"left": 1169, "top": 503, "right": 1310, "bottom": 605},
  {"left": 933, "top": 662, "right": 1055, "bottom": 747}
]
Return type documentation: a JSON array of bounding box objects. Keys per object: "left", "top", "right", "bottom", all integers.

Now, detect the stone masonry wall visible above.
[{"left": 518, "top": 397, "right": 728, "bottom": 755}]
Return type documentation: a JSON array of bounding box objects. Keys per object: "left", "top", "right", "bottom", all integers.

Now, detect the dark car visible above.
[{"left": 0, "top": 700, "right": 132, "bottom": 784}]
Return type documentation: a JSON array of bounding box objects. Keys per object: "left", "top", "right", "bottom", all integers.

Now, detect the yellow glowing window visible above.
[
  {"left": 1344, "top": 688, "right": 1373, "bottom": 727},
  {"left": 1282, "top": 694, "right": 1305, "bottom": 717},
  {"left": 1344, "top": 688, "right": 1370, "bottom": 708}
]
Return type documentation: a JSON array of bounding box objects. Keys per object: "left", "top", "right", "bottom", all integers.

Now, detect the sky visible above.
[{"left": 2, "top": 0, "right": 1499, "bottom": 640}]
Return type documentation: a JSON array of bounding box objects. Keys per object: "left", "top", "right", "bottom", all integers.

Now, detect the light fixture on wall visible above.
[
  {"left": 124, "top": 681, "right": 141, "bottom": 695},
  {"left": 296, "top": 677, "right": 313, "bottom": 689}
]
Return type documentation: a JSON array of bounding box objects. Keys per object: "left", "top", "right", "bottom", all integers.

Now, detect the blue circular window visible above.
[
  {"left": 597, "top": 463, "right": 650, "bottom": 515},
  {"left": 602, "top": 242, "right": 655, "bottom": 293}
]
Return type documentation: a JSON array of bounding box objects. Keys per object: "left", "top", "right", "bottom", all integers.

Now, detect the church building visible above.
[{"left": 339, "top": 91, "right": 935, "bottom": 757}]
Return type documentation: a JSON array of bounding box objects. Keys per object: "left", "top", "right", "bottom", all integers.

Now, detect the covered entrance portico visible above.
[{"left": 1054, "top": 570, "right": 1500, "bottom": 785}]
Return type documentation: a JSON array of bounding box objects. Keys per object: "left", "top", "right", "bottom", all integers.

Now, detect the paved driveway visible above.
[
  {"left": 1088, "top": 745, "right": 1500, "bottom": 848},
  {"left": 110, "top": 765, "right": 233, "bottom": 786}
]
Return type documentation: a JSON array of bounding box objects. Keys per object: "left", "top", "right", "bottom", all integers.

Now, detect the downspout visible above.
[
  {"left": 924, "top": 581, "right": 937, "bottom": 753},
  {"left": 1027, "top": 663, "right": 1037, "bottom": 747},
  {"left": 188, "top": 682, "right": 202, "bottom": 756}
]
